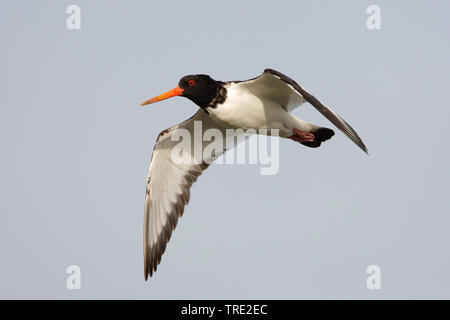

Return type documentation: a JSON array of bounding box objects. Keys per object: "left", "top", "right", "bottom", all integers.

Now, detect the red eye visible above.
[{"left": 189, "top": 80, "right": 196, "bottom": 86}]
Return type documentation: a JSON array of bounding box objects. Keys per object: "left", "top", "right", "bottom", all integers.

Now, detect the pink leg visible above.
[{"left": 289, "top": 128, "right": 315, "bottom": 143}]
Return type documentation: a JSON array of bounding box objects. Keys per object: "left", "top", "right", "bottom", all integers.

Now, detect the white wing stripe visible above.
[{"left": 144, "top": 110, "right": 229, "bottom": 279}]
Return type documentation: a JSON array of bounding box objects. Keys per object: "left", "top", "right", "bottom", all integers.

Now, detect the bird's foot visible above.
[{"left": 289, "top": 128, "right": 315, "bottom": 142}]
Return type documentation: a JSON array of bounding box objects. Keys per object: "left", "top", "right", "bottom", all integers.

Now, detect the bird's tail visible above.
[{"left": 300, "top": 127, "right": 335, "bottom": 148}]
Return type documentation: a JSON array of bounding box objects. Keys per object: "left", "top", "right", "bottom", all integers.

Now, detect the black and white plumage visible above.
[
  {"left": 141, "top": 69, "right": 368, "bottom": 280},
  {"left": 143, "top": 110, "right": 228, "bottom": 279},
  {"left": 258, "top": 69, "right": 367, "bottom": 152}
]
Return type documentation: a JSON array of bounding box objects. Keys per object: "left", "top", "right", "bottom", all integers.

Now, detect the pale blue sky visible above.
[{"left": 1, "top": 0, "right": 450, "bottom": 299}]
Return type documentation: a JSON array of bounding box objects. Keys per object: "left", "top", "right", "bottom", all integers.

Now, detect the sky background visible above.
[{"left": 1, "top": 0, "right": 450, "bottom": 299}]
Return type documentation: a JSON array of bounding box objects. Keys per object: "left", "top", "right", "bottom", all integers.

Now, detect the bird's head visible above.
[{"left": 141, "top": 74, "right": 220, "bottom": 108}]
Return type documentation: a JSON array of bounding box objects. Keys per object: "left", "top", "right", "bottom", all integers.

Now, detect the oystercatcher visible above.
[{"left": 141, "top": 68, "right": 368, "bottom": 280}]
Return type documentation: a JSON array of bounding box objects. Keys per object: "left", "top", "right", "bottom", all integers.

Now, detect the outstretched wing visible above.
[
  {"left": 237, "top": 69, "right": 368, "bottom": 153},
  {"left": 234, "top": 70, "right": 306, "bottom": 113},
  {"left": 144, "top": 110, "right": 229, "bottom": 280}
]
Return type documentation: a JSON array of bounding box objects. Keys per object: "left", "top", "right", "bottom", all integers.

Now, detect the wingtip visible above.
[
  {"left": 360, "top": 145, "right": 369, "bottom": 155},
  {"left": 359, "top": 142, "right": 369, "bottom": 155},
  {"left": 358, "top": 144, "right": 369, "bottom": 155}
]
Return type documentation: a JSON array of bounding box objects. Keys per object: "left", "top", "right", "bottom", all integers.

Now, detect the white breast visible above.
[{"left": 206, "top": 82, "right": 293, "bottom": 136}]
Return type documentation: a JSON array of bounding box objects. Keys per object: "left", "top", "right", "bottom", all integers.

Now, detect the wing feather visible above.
[
  {"left": 143, "top": 110, "right": 228, "bottom": 279},
  {"left": 236, "top": 69, "right": 368, "bottom": 153},
  {"left": 263, "top": 68, "right": 368, "bottom": 153}
]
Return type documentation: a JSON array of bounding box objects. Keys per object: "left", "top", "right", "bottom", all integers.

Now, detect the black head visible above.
[
  {"left": 141, "top": 74, "right": 223, "bottom": 109},
  {"left": 178, "top": 75, "right": 220, "bottom": 108}
]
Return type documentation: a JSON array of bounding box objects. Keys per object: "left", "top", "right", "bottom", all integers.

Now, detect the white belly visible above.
[{"left": 206, "top": 83, "right": 294, "bottom": 137}]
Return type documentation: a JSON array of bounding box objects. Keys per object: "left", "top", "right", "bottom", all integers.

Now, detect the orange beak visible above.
[{"left": 141, "top": 86, "right": 184, "bottom": 106}]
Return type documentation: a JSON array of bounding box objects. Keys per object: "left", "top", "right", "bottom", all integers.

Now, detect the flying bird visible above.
[{"left": 141, "top": 68, "right": 368, "bottom": 280}]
